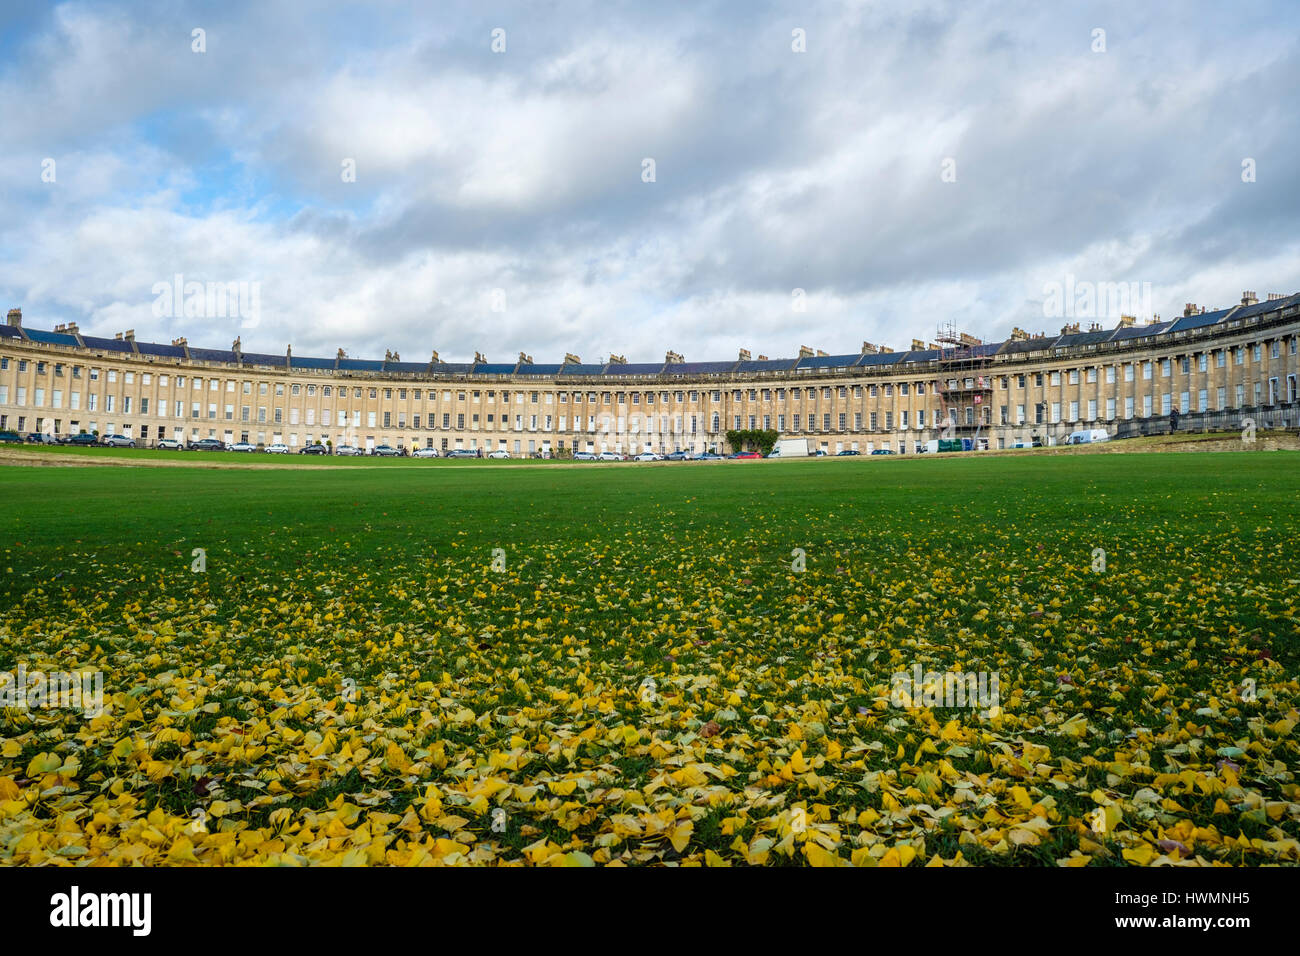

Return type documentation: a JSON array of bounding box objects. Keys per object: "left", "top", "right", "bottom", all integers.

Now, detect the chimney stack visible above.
[
  {"left": 665, "top": 350, "right": 683, "bottom": 364},
  {"left": 738, "top": 348, "right": 751, "bottom": 362},
  {"left": 757, "top": 354, "right": 768, "bottom": 361},
  {"left": 1117, "top": 315, "right": 1136, "bottom": 328},
  {"left": 1241, "top": 291, "right": 1258, "bottom": 306},
  {"left": 563, "top": 352, "right": 580, "bottom": 365},
  {"left": 5, "top": 308, "right": 20, "bottom": 328},
  {"left": 911, "top": 338, "right": 925, "bottom": 351},
  {"left": 608, "top": 353, "right": 627, "bottom": 364},
  {"left": 474, "top": 351, "right": 487, "bottom": 364},
  {"left": 1183, "top": 302, "right": 1198, "bottom": 317},
  {"left": 798, "top": 345, "right": 814, "bottom": 358}
]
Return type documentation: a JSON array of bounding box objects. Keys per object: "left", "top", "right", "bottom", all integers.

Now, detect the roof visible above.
[
  {"left": 737, "top": 358, "right": 797, "bottom": 373},
  {"left": 604, "top": 363, "right": 665, "bottom": 375},
  {"left": 1000, "top": 335, "right": 1059, "bottom": 354},
  {"left": 240, "top": 351, "right": 287, "bottom": 367},
  {"left": 856, "top": 351, "right": 904, "bottom": 367},
  {"left": 796, "top": 353, "right": 861, "bottom": 370},
  {"left": 187, "top": 346, "right": 238, "bottom": 363},
  {"left": 23, "top": 328, "right": 79, "bottom": 347},
  {"left": 670, "top": 361, "right": 738, "bottom": 375},
  {"left": 1169, "top": 308, "right": 1232, "bottom": 333},
  {"left": 5, "top": 290, "right": 1295, "bottom": 381},
  {"left": 1235, "top": 293, "right": 1300, "bottom": 319},
  {"left": 80, "top": 335, "right": 136, "bottom": 353},
  {"left": 135, "top": 341, "right": 188, "bottom": 358},
  {"left": 1111, "top": 321, "right": 1171, "bottom": 341}
]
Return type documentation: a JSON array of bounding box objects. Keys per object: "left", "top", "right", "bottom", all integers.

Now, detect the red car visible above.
[{"left": 728, "top": 451, "right": 762, "bottom": 459}]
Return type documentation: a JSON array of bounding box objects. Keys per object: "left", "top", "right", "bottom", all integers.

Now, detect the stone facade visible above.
[{"left": 2, "top": 293, "right": 1298, "bottom": 454}]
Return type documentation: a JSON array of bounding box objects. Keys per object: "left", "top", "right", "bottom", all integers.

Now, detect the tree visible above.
[{"left": 725, "top": 429, "right": 779, "bottom": 455}]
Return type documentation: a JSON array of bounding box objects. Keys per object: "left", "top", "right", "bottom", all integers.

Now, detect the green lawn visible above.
[{"left": 1, "top": 452, "right": 1297, "bottom": 866}]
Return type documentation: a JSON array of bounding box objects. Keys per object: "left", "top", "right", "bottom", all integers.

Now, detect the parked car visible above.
[
  {"left": 156, "top": 438, "right": 184, "bottom": 450},
  {"left": 412, "top": 447, "right": 439, "bottom": 458},
  {"left": 573, "top": 451, "right": 597, "bottom": 460},
  {"left": 488, "top": 449, "right": 511, "bottom": 459},
  {"left": 813, "top": 449, "right": 829, "bottom": 456},
  {"left": 445, "top": 448, "right": 478, "bottom": 458},
  {"left": 102, "top": 434, "right": 136, "bottom": 448},
  {"left": 371, "top": 445, "right": 399, "bottom": 457},
  {"left": 0, "top": 431, "right": 24, "bottom": 444},
  {"left": 634, "top": 451, "right": 662, "bottom": 461},
  {"left": 664, "top": 450, "right": 692, "bottom": 461},
  {"left": 188, "top": 437, "right": 225, "bottom": 451},
  {"left": 334, "top": 445, "right": 364, "bottom": 456},
  {"left": 696, "top": 452, "right": 723, "bottom": 460},
  {"left": 299, "top": 443, "right": 327, "bottom": 455},
  {"left": 870, "top": 448, "right": 896, "bottom": 455},
  {"left": 836, "top": 449, "right": 861, "bottom": 456},
  {"left": 228, "top": 441, "right": 257, "bottom": 453},
  {"left": 728, "top": 451, "right": 761, "bottom": 459},
  {"left": 25, "top": 432, "right": 57, "bottom": 444},
  {"left": 264, "top": 443, "right": 290, "bottom": 454},
  {"left": 63, "top": 433, "right": 98, "bottom": 446},
  {"left": 598, "top": 451, "right": 624, "bottom": 461}
]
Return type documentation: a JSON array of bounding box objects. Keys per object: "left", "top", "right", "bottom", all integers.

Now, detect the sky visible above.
[{"left": 1, "top": 0, "right": 1298, "bottom": 365}]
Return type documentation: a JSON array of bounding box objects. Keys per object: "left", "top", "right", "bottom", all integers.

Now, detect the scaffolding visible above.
[{"left": 934, "top": 321, "right": 994, "bottom": 449}]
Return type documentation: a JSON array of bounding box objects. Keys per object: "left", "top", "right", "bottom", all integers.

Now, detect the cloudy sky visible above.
[{"left": 1, "top": 0, "right": 1297, "bottom": 364}]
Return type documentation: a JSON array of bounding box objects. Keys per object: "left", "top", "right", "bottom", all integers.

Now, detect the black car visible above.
[
  {"left": 63, "top": 433, "right": 99, "bottom": 446},
  {"left": 299, "top": 443, "right": 328, "bottom": 455},
  {"left": 188, "top": 438, "right": 225, "bottom": 451},
  {"left": 25, "top": 432, "right": 56, "bottom": 444},
  {"left": 836, "top": 449, "right": 861, "bottom": 456}
]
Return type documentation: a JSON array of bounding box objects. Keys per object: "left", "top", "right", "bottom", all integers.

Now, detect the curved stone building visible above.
[{"left": 1, "top": 290, "right": 1297, "bottom": 454}]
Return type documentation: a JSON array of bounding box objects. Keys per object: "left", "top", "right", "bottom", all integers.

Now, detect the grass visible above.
[{"left": 0, "top": 452, "right": 1297, "bottom": 866}]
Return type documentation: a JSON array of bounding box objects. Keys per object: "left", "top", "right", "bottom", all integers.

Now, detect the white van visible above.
[{"left": 1066, "top": 429, "right": 1109, "bottom": 445}]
